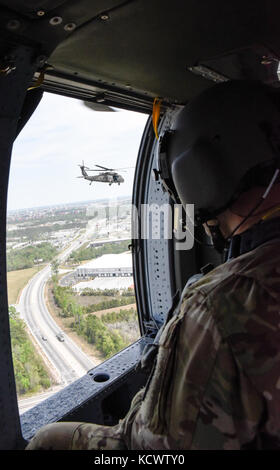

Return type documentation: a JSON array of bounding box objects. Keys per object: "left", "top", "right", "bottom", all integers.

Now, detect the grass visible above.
[{"left": 7, "top": 266, "right": 44, "bottom": 304}]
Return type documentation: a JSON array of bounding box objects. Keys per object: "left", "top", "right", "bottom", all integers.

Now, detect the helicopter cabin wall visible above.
[{"left": 0, "top": 44, "right": 43, "bottom": 450}]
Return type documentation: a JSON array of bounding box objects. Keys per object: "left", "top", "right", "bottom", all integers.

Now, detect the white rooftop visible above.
[{"left": 78, "top": 252, "right": 132, "bottom": 270}]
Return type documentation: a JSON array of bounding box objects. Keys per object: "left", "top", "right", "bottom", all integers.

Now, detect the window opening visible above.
[{"left": 6, "top": 92, "right": 147, "bottom": 414}]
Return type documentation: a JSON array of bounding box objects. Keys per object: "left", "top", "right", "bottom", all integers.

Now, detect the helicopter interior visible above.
[{"left": 0, "top": 0, "right": 280, "bottom": 450}]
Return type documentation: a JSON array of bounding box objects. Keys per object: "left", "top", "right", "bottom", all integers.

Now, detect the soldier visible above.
[{"left": 26, "top": 80, "right": 280, "bottom": 450}]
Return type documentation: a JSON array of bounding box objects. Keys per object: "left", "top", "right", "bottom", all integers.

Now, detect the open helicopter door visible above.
[{"left": 19, "top": 113, "right": 177, "bottom": 445}]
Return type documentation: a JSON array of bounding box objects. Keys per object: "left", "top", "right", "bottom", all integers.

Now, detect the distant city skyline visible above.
[
  {"left": 7, "top": 195, "right": 132, "bottom": 214},
  {"left": 8, "top": 92, "right": 148, "bottom": 211}
]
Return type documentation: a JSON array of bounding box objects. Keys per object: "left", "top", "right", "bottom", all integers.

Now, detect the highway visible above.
[
  {"left": 17, "top": 219, "right": 127, "bottom": 412},
  {"left": 19, "top": 265, "right": 95, "bottom": 385},
  {"left": 17, "top": 233, "right": 96, "bottom": 393}
]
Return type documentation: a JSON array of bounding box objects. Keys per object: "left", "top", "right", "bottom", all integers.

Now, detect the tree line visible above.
[
  {"left": 52, "top": 283, "right": 135, "bottom": 318},
  {"left": 9, "top": 306, "right": 51, "bottom": 395},
  {"left": 68, "top": 240, "right": 130, "bottom": 263},
  {"left": 73, "top": 314, "right": 127, "bottom": 359},
  {"left": 51, "top": 278, "right": 136, "bottom": 359},
  {"left": 101, "top": 307, "right": 138, "bottom": 324},
  {"left": 7, "top": 242, "right": 57, "bottom": 272},
  {"left": 8, "top": 221, "right": 87, "bottom": 242},
  {"left": 80, "top": 287, "right": 135, "bottom": 297}
]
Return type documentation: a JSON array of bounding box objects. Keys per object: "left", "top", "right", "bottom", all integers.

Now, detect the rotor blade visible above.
[
  {"left": 94, "top": 164, "right": 113, "bottom": 170},
  {"left": 86, "top": 169, "right": 105, "bottom": 172},
  {"left": 110, "top": 167, "right": 134, "bottom": 171}
]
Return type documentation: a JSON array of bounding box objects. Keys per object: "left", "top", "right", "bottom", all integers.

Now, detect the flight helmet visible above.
[{"left": 158, "top": 80, "right": 280, "bottom": 225}]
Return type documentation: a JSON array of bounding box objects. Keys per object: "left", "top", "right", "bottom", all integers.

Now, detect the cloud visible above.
[{"left": 8, "top": 92, "right": 148, "bottom": 210}]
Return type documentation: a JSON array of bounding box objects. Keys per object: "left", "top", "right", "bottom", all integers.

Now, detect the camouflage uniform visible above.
[{"left": 26, "top": 238, "right": 280, "bottom": 450}]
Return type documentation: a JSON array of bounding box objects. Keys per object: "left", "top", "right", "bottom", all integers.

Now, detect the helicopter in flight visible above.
[{"left": 77, "top": 161, "right": 131, "bottom": 185}]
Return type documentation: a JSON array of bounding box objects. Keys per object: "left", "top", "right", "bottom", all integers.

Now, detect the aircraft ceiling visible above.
[{"left": 0, "top": 1, "right": 280, "bottom": 111}]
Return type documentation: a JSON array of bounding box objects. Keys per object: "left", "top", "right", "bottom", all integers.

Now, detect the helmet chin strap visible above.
[{"left": 206, "top": 222, "right": 229, "bottom": 254}]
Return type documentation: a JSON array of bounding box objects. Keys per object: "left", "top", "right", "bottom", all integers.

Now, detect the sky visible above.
[{"left": 7, "top": 92, "right": 148, "bottom": 211}]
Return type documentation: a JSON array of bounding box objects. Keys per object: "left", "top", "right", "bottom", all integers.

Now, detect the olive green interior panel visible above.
[{"left": 1, "top": 1, "right": 280, "bottom": 105}]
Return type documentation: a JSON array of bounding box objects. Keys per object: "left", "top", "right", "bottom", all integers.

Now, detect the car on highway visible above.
[{"left": 56, "top": 333, "right": 64, "bottom": 342}]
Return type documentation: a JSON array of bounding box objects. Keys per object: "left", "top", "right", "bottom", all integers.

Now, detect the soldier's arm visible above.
[{"left": 125, "top": 287, "right": 266, "bottom": 449}]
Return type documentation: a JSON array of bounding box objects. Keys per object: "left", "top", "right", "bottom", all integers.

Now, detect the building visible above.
[
  {"left": 73, "top": 276, "right": 134, "bottom": 292},
  {"left": 75, "top": 252, "right": 133, "bottom": 279}
]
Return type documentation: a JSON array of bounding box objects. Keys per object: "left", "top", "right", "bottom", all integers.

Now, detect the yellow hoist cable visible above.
[{"left": 152, "top": 97, "right": 162, "bottom": 140}]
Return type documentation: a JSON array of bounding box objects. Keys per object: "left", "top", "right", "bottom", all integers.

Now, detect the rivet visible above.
[
  {"left": 49, "top": 16, "right": 63, "bottom": 26},
  {"left": 37, "top": 10, "right": 45, "bottom": 17},
  {"left": 100, "top": 14, "right": 109, "bottom": 21},
  {"left": 64, "top": 23, "right": 76, "bottom": 31}
]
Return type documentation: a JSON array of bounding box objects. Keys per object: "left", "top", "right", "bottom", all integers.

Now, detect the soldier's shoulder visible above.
[
  {"left": 183, "top": 241, "right": 280, "bottom": 302},
  {"left": 180, "top": 244, "right": 280, "bottom": 339}
]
